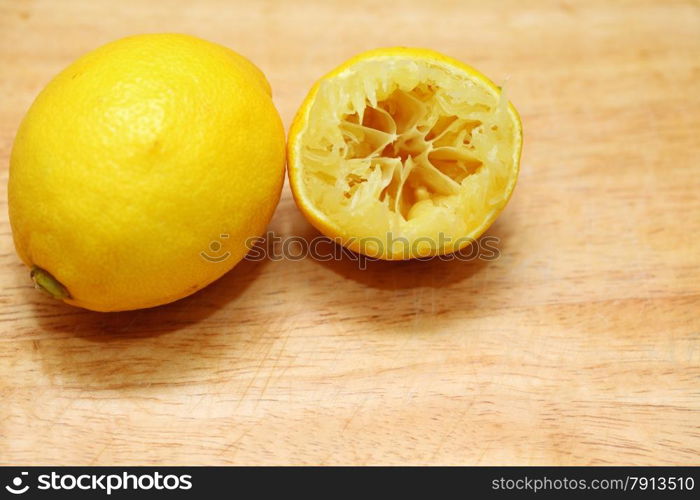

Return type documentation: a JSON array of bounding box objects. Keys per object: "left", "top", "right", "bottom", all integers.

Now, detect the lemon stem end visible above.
[{"left": 30, "top": 267, "right": 71, "bottom": 300}]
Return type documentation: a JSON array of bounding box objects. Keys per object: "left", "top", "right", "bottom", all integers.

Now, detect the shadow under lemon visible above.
[
  {"left": 295, "top": 216, "right": 515, "bottom": 334},
  {"left": 29, "top": 251, "right": 273, "bottom": 390}
]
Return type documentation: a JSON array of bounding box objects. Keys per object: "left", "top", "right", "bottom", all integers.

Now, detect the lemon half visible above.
[{"left": 288, "top": 47, "right": 522, "bottom": 259}]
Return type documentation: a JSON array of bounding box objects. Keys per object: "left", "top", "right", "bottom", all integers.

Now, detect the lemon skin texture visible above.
[{"left": 9, "top": 34, "right": 285, "bottom": 311}]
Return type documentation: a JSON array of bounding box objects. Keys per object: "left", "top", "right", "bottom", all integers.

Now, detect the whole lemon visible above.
[{"left": 9, "top": 34, "right": 285, "bottom": 311}]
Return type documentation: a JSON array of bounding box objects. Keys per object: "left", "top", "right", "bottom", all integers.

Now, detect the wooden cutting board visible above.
[{"left": 1, "top": 0, "right": 698, "bottom": 465}]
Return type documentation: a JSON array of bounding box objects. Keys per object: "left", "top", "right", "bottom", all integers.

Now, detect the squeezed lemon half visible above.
[{"left": 288, "top": 47, "right": 522, "bottom": 259}]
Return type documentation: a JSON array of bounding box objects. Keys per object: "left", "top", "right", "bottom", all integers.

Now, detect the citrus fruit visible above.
[
  {"left": 287, "top": 47, "right": 522, "bottom": 259},
  {"left": 9, "top": 34, "right": 285, "bottom": 311}
]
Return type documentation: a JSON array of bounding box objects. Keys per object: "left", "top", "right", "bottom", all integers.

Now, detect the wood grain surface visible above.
[{"left": 1, "top": 0, "right": 699, "bottom": 465}]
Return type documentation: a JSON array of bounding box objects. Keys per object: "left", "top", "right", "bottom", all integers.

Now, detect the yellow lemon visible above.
[
  {"left": 9, "top": 34, "right": 285, "bottom": 311},
  {"left": 288, "top": 47, "right": 522, "bottom": 259}
]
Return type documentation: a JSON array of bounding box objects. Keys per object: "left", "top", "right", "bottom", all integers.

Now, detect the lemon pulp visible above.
[{"left": 290, "top": 49, "right": 522, "bottom": 259}]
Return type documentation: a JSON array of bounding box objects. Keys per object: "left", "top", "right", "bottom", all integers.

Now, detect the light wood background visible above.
[{"left": 1, "top": 0, "right": 698, "bottom": 465}]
